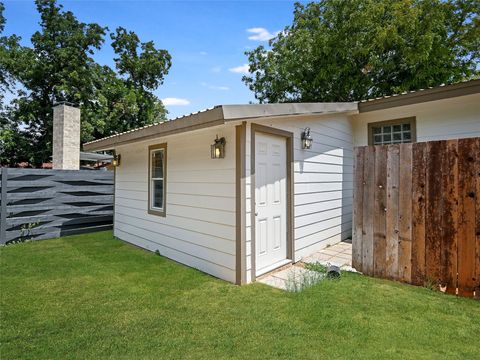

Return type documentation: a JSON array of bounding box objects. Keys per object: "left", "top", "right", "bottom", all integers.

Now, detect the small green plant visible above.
[
  {"left": 306, "top": 262, "right": 342, "bottom": 281},
  {"left": 285, "top": 268, "right": 325, "bottom": 292},
  {"left": 6, "top": 222, "right": 39, "bottom": 245},
  {"left": 424, "top": 278, "right": 440, "bottom": 292},
  {"left": 305, "top": 262, "right": 328, "bottom": 273}
]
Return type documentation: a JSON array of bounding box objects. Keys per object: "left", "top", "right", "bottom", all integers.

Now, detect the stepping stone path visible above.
[{"left": 257, "top": 241, "right": 356, "bottom": 291}]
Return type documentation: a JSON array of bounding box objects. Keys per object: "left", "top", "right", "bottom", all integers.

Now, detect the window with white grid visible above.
[{"left": 369, "top": 118, "right": 415, "bottom": 145}]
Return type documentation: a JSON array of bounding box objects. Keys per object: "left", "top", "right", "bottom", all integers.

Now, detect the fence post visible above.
[{"left": 0, "top": 168, "right": 7, "bottom": 244}]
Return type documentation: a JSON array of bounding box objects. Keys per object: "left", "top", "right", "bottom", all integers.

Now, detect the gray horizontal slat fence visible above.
[{"left": 0, "top": 168, "right": 114, "bottom": 244}]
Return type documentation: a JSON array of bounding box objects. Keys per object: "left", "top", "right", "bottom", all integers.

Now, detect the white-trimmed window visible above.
[
  {"left": 148, "top": 143, "right": 167, "bottom": 216},
  {"left": 368, "top": 117, "right": 416, "bottom": 145}
]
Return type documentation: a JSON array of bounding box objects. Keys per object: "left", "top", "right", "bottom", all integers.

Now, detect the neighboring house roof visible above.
[
  {"left": 358, "top": 78, "right": 480, "bottom": 113},
  {"left": 83, "top": 103, "right": 358, "bottom": 151}
]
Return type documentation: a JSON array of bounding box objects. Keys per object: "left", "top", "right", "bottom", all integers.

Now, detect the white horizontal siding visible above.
[
  {"left": 244, "top": 114, "right": 354, "bottom": 281},
  {"left": 114, "top": 126, "right": 236, "bottom": 283},
  {"left": 116, "top": 229, "right": 234, "bottom": 282},
  {"left": 116, "top": 204, "right": 235, "bottom": 240},
  {"left": 352, "top": 93, "right": 480, "bottom": 146}
]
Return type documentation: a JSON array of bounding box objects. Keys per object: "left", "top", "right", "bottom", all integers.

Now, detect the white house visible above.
[{"left": 84, "top": 79, "right": 480, "bottom": 284}]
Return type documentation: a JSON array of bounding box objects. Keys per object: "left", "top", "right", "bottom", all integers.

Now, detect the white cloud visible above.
[
  {"left": 199, "top": 51, "right": 207, "bottom": 55},
  {"left": 247, "top": 27, "right": 276, "bottom": 41},
  {"left": 162, "top": 97, "right": 190, "bottom": 106},
  {"left": 201, "top": 82, "right": 229, "bottom": 91},
  {"left": 209, "top": 85, "right": 229, "bottom": 91},
  {"left": 229, "top": 64, "right": 250, "bottom": 74}
]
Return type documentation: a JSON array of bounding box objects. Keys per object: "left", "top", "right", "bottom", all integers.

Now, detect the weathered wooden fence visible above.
[
  {"left": 0, "top": 168, "right": 114, "bottom": 244},
  {"left": 353, "top": 137, "right": 479, "bottom": 299}
]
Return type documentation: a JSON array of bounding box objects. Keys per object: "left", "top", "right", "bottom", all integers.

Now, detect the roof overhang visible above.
[
  {"left": 83, "top": 102, "right": 358, "bottom": 151},
  {"left": 358, "top": 79, "right": 480, "bottom": 113},
  {"left": 80, "top": 151, "right": 113, "bottom": 162}
]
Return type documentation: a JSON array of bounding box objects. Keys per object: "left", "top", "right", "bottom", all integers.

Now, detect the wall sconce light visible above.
[
  {"left": 112, "top": 154, "right": 121, "bottom": 167},
  {"left": 301, "top": 127, "right": 313, "bottom": 149},
  {"left": 211, "top": 135, "right": 226, "bottom": 159}
]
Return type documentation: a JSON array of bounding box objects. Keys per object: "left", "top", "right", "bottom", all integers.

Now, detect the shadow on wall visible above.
[
  {"left": 294, "top": 122, "right": 354, "bottom": 250},
  {"left": 341, "top": 147, "right": 353, "bottom": 243}
]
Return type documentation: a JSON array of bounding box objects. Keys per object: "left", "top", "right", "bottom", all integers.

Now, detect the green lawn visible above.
[{"left": 1, "top": 231, "right": 479, "bottom": 359}]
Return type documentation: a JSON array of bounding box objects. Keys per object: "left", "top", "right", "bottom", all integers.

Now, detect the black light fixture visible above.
[
  {"left": 301, "top": 127, "right": 313, "bottom": 149},
  {"left": 112, "top": 154, "right": 121, "bottom": 167},
  {"left": 211, "top": 135, "right": 226, "bottom": 159}
]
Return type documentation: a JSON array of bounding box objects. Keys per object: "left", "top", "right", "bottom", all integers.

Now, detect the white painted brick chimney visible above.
[{"left": 52, "top": 103, "right": 81, "bottom": 170}]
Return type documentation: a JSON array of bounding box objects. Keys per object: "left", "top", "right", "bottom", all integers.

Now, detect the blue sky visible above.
[{"left": 3, "top": 0, "right": 300, "bottom": 118}]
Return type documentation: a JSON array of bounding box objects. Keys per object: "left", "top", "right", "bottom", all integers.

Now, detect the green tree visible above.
[
  {"left": 243, "top": 0, "right": 480, "bottom": 103},
  {"left": 1, "top": 0, "right": 172, "bottom": 166},
  {"left": 2, "top": 0, "right": 106, "bottom": 166},
  {"left": 100, "top": 27, "right": 171, "bottom": 136},
  {"left": 0, "top": 2, "right": 21, "bottom": 95},
  {"left": 81, "top": 28, "right": 172, "bottom": 143},
  {"left": 1, "top": 2, "right": 29, "bottom": 165}
]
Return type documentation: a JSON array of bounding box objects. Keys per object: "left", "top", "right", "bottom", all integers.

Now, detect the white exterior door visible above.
[{"left": 255, "top": 132, "right": 287, "bottom": 276}]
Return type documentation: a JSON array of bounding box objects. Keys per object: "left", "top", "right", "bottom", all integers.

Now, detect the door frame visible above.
[{"left": 250, "top": 123, "right": 294, "bottom": 280}]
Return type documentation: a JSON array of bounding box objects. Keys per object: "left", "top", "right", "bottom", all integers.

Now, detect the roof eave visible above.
[
  {"left": 83, "top": 106, "right": 225, "bottom": 151},
  {"left": 359, "top": 79, "right": 480, "bottom": 113},
  {"left": 83, "top": 102, "right": 358, "bottom": 151}
]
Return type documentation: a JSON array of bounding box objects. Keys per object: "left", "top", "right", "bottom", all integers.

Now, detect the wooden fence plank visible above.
[
  {"left": 373, "top": 146, "right": 387, "bottom": 278},
  {"left": 352, "top": 147, "right": 365, "bottom": 271},
  {"left": 411, "top": 142, "right": 427, "bottom": 286},
  {"left": 351, "top": 137, "right": 480, "bottom": 298},
  {"left": 398, "top": 144, "right": 413, "bottom": 283},
  {"left": 441, "top": 140, "right": 458, "bottom": 294},
  {"left": 425, "top": 141, "right": 443, "bottom": 287},
  {"left": 362, "top": 146, "right": 375, "bottom": 276},
  {"left": 457, "top": 138, "right": 477, "bottom": 297},
  {"left": 476, "top": 138, "right": 480, "bottom": 300},
  {"left": 386, "top": 145, "right": 400, "bottom": 280}
]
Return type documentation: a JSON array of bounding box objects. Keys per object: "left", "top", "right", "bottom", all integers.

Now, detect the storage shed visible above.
[{"left": 84, "top": 79, "right": 480, "bottom": 284}]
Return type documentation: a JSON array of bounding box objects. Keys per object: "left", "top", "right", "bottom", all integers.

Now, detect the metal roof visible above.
[
  {"left": 83, "top": 79, "right": 480, "bottom": 151},
  {"left": 83, "top": 103, "right": 358, "bottom": 151},
  {"left": 358, "top": 78, "right": 480, "bottom": 112}
]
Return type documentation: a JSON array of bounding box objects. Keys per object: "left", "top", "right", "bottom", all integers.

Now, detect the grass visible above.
[{"left": 1, "top": 231, "right": 479, "bottom": 359}]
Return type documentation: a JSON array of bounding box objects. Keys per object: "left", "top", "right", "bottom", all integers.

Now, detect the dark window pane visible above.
[
  {"left": 374, "top": 135, "right": 382, "bottom": 144},
  {"left": 383, "top": 134, "right": 391, "bottom": 142},
  {"left": 153, "top": 180, "right": 163, "bottom": 209},
  {"left": 393, "top": 133, "right": 402, "bottom": 141},
  {"left": 373, "top": 126, "right": 381, "bottom": 134},
  {"left": 152, "top": 150, "right": 164, "bottom": 178},
  {"left": 403, "top": 123, "right": 411, "bottom": 131},
  {"left": 383, "top": 125, "right": 392, "bottom": 133},
  {"left": 393, "top": 125, "right": 402, "bottom": 132},
  {"left": 403, "top": 132, "right": 411, "bottom": 140}
]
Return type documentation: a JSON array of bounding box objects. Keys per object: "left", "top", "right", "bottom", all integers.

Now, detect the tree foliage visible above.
[
  {"left": 243, "top": 0, "right": 480, "bottom": 103},
  {"left": 0, "top": 0, "right": 171, "bottom": 166}
]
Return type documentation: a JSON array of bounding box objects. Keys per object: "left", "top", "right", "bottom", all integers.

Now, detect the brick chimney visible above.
[{"left": 52, "top": 103, "right": 81, "bottom": 170}]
